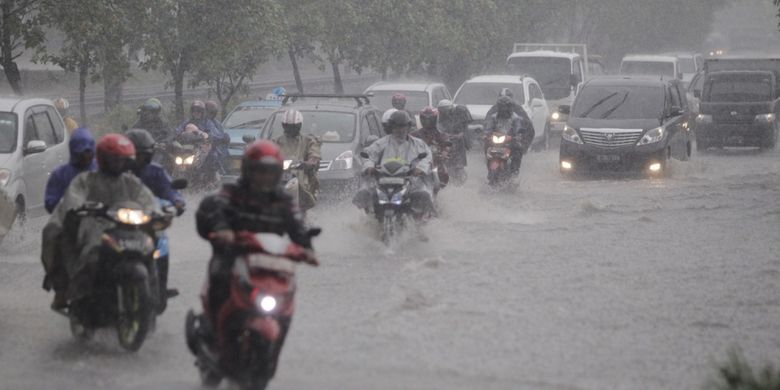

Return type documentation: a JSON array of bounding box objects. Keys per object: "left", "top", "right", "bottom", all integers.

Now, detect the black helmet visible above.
[
  {"left": 125, "top": 128, "right": 156, "bottom": 155},
  {"left": 388, "top": 110, "right": 413, "bottom": 129},
  {"left": 496, "top": 96, "right": 514, "bottom": 108},
  {"left": 141, "top": 98, "right": 162, "bottom": 114}
]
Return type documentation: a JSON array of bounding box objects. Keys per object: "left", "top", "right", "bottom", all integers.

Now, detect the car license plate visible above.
[{"left": 596, "top": 155, "right": 621, "bottom": 163}]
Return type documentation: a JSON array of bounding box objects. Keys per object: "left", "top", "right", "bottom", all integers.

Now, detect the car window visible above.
[
  {"left": 679, "top": 58, "right": 696, "bottom": 74},
  {"left": 360, "top": 114, "right": 371, "bottom": 144},
  {"left": 431, "top": 87, "right": 446, "bottom": 107},
  {"left": 507, "top": 56, "right": 571, "bottom": 100},
  {"left": 572, "top": 85, "right": 664, "bottom": 120},
  {"left": 621, "top": 61, "right": 675, "bottom": 78},
  {"left": 454, "top": 82, "right": 525, "bottom": 105},
  {"left": 23, "top": 111, "right": 38, "bottom": 146},
  {"left": 704, "top": 73, "right": 774, "bottom": 102},
  {"left": 529, "top": 83, "right": 544, "bottom": 100},
  {"left": 573, "top": 58, "right": 583, "bottom": 83},
  {"left": 689, "top": 73, "right": 704, "bottom": 94},
  {"left": 368, "top": 112, "right": 382, "bottom": 136},
  {"left": 669, "top": 85, "right": 682, "bottom": 109},
  {"left": 32, "top": 111, "right": 56, "bottom": 146},
  {"left": 224, "top": 106, "right": 275, "bottom": 129},
  {"left": 367, "top": 91, "right": 428, "bottom": 113},
  {"left": 266, "top": 110, "right": 356, "bottom": 143},
  {"left": 0, "top": 112, "right": 18, "bottom": 153},
  {"left": 45, "top": 107, "right": 65, "bottom": 144}
]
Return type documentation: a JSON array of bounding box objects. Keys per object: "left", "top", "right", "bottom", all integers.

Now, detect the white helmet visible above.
[
  {"left": 437, "top": 99, "right": 453, "bottom": 108},
  {"left": 281, "top": 109, "right": 303, "bottom": 125},
  {"left": 54, "top": 98, "right": 70, "bottom": 111},
  {"left": 381, "top": 108, "right": 398, "bottom": 124}
]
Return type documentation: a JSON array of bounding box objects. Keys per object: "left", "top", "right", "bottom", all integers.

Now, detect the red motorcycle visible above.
[
  {"left": 185, "top": 230, "right": 319, "bottom": 390},
  {"left": 485, "top": 132, "right": 514, "bottom": 187}
]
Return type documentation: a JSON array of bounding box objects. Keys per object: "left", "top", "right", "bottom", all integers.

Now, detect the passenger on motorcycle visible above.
[
  {"left": 436, "top": 99, "right": 472, "bottom": 184},
  {"left": 272, "top": 109, "right": 321, "bottom": 211},
  {"left": 352, "top": 110, "right": 434, "bottom": 218},
  {"left": 125, "top": 129, "right": 186, "bottom": 302},
  {"left": 41, "top": 134, "right": 159, "bottom": 310},
  {"left": 44, "top": 127, "right": 96, "bottom": 214},
  {"left": 483, "top": 96, "right": 532, "bottom": 175},
  {"left": 391, "top": 93, "right": 407, "bottom": 110},
  {"left": 411, "top": 106, "right": 451, "bottom": 190},
  {"left": 54, "top": 98, "right": 79, "bottom": 133},
  {"left": 205, "top": 100, "right": 230, "bottom": 173},
  {"left": 195, "top": 140, "right": 317, "bottom": 331},
  {"left": 175, "top": 100, "right": 227, "bottom": 175}
]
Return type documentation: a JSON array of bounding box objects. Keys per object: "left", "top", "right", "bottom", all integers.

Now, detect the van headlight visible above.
[
  {"left": 331, "top": 150, "right": 353, "bottom": 170},
  {"left": 637, "top": 127, "right": 665, "bottom": 145},
  {"left": 0, "top": 169, "right": 10, "bottom": 186},
  {"left": 755, "top": 113, "right": 775, "bottom": 123},
  {"left": 562, "top": 125, "right": 583, "bottom": 144}
]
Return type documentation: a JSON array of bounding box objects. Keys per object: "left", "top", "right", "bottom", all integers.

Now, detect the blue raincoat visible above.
[{"left": 44, "top": 127, "right": 96, "bottom": 213}]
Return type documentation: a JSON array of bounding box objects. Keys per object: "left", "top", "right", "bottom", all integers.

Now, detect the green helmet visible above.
[{"left": 141, "top": 98, "right": 162, "bottom": 113}]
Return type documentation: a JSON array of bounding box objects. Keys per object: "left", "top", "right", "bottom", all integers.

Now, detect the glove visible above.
[
  {"left": 209, "top": 229, "right": 235, "bottom": 245},
  {"left": 174, "top": 200, "right": 186, "bottom": 216},
  {"left": 302, "top": 249, "right": 319, "bottom": 266}
]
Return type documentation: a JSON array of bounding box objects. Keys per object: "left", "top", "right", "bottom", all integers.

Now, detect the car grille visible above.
[
  {"left": 319, "top": 160, "right": 332, "bottom": 171},
  {"left": 713, "top": 112, "right": 754, "bottom": 125},
  {"left": 580, "top": 129, "right": 643, "bottom": 148}
]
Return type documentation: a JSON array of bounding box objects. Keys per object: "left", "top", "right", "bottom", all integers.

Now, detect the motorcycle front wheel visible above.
[
  {"left": 381, "top": 212, "right": 396, "bottom": 245},
  {"left": 116, "top": 280, "right": 153, "bottom": 351}
]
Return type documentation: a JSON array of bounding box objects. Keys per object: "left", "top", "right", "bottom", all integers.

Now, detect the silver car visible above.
[{"left": 0, "top": 97, "right": 70, "bottom": 224}]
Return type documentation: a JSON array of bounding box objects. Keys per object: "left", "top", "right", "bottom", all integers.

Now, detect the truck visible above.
[{"left": 506, "top": 43, "right": 591, "bottom": 137}]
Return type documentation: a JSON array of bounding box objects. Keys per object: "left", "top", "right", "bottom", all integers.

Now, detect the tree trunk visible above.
[
  {"left": 1, "top": 59, "right": 22, "bottom": 95},
  {"left": 288, "top": 45, "right": 304, "bottom": 93},
  {"left": 174, "top": 66, "right": 185, "bottom": 119},
  {"left": 331, "top": 60, "right": 343, "bottom": 94},
  {"left": 78, "top": 62, "right": 88, "bottom": 124},
  {"left": 0, "top": 1, "right": 22, "bottom": 95}
]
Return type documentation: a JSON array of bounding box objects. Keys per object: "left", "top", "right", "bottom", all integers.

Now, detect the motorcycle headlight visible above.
[
  {"left": 283, "top": 160, "right": 293, "bottom": 170},
  {"left": 562, "top": 125, "right": 583, "bottom": 144},
  {"left": 114, "top": 208, "right": 151, "bottom": 225},
  {"left": 256, "top": 295, "right": 277, "bottom": 313},
  {"left": 491, "top": 135, "right": 507, "bottom": 144},
  {"left": 376, "top": 188, "right": 390, "bottom": 204},
  {"left": 695, "top": 114, "right": 712, "bottom": 123},
  {"left": 0, "top": 169, "right": 10, "bottom": 187},
  {"left": 637, "top": 127, "right": 665, "bottom": 145},
  {"left": 175, "top": 156, "right": 183, "bottom": 165},
  {"left": 331, "top": 150, "right": 353, "bottom": 170},
  {"left": 184, "top": 155, "right": 195, "bottom": 165},
  {"left": 390, "top": 187, "right": 407, "bottom": 205},
  {"left": 551, "top": 111, "right": 561, "bottom": 121},
  {"left": 755, "top": 113, "right": 775, "bottom": 123}
]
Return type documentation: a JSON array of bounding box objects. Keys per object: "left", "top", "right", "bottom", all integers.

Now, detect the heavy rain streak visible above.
[{"left": 1, "top": 0, "right": 780, "bottom": 389}]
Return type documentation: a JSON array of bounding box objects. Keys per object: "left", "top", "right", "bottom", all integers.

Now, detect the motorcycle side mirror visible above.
[
  {"left": 242, "top": 134, "right": 256, "bottom": 144},
  {"left": 171, "top": 178, "right": 188, "bottom": 190},
  {"left": 416, "top": 152, "right": 428, "bottom": 160},
  {"left": 307, "top": 227, "right": 322, "bottom": 238},
  {"left": 359, "top": 151, "right": 370, "bottom": 159}
]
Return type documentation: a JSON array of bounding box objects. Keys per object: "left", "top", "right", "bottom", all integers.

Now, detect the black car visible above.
[
  {"left": 694, "top": 70, "right": 778, "bottom": 150},
  {"left": 559, "top": 77, "right": 692, "bottom": 176}
]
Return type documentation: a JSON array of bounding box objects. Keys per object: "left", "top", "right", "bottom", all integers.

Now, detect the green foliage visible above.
[
  {"left": 0, "top": 0, "right": 46, "bottom": 94},
  {"left": 705, "top": 348, "right": 780, "bottom": 390},
  {"left": 87, "top": 104, "right": 138, "bottom": 138}
]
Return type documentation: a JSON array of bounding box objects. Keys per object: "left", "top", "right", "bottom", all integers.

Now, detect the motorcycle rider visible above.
[
  {"left": 54, "top": 98, "right": 79, "bottom": 133},
  {"left": 381, "top": 108, "right": 399, "bottom": 134},
  {"left": 485, "top": 88, "right": 535, "bottom": 136},
  {"left": 272, "top": 110, "right": 321, "bottom": 211},
  {"left": 132, "top": 98, "right": 170, "bottom": 143},
  {"left": 175, "top": 100, "right": 226, "bottom": 179},
  {"left": 41, "top": 134, "right": 159, "bottom": 310},
  {"left": 391, "top": 93, "right": 407, "bottom": 110},
  {"left": 483, "top": 96, "right": 533, "bottom": 175},
  {"left": 436, "top": 99, "right": 471, "bottom": 184},
  {"left": 411, "top": 107, "right": 451, "bottom": 190},
  {"left": 125, "top": 129, "right": 186, "bottom": 303},
  {"left": 195, "top": 140, "right": 317, "bottom": 337},
  {"left": 44, "top": 127, "right": 97, "bottom": 214},
  {"left": 205, "top": 100, "right": 230, "bottom": 172},
  {"left": 353, "top": 110, "right": 434, "bottom": 218}
]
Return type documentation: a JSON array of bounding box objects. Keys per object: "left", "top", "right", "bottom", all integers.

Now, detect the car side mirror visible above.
[
  {"left": 364, "top": 135, "right": 379, "bottom": 146},
  {"left": 531, "top": 99, "right": 545, "bottom": 108},
  {"left": 24, "top": 140, "right": 47, "bottom": 155},
  {"left": 307, "top": 227, "right": 322, "bottom": 238},
  {"left": 171, "top": 178, "right": 188, "bottom": 190},
  {"left": 693, "top": 89, "right": 701, "bottom": 99},
  {"left": 359, "top": 151, "right": 370, "bottom": 159},
  {"left": 242, "top": 134, "right": 256, "bottom": 144},
  {"left": 558, "top": 105, "right": 571, "bottom": 115}
]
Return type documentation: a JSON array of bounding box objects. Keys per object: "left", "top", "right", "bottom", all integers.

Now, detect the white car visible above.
[
  {"left": 0, "top": 97, "right": 70, "bottom": 223},
  {"left": 453, "top": 75, "right": 551, "bottom": 150},
  {"left": 620, "top": 55, "right": 682, "bottom": 80},
  {"left": 363, "top": 81, "right": 452, "bottom": 114},
  {"left": 663, "top": 51, "right": 704, "bottom": 87}
]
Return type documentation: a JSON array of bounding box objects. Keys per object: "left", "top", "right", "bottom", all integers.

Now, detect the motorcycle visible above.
[
  {"left": 57, "top": 200, "right": 175, "bottom": 351},
  {"left": 281, "top": 160, "right": 303, "bottom": 207},
  {"left": 485, "top": 132, "right": 515, "bottom": 187},
  {"left": 185, "top": 230, "right": 320, "bottom": 390},
  {"left": 360, "top": 152, "right": 428, "bottom": 244},
  {"left": 171, "top": 132, "right": 214, "bottom": 189}
]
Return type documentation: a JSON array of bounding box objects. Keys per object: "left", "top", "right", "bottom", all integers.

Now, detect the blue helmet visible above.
[{"left": 272, "top": 87, "right": 286, "bottom": 97}]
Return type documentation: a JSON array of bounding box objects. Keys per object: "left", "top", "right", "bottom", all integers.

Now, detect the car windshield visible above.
[
  {"left": 679, "top": 57, "right": 696, "bottom": 73},
  {"left": 704, "top": 74, "right": 773, "bottom": 102},
  {"left": 266, "top": 111, "right": 356, "bottom": 143},
  {"left": 573, "top": 85, "right": 663, "bottom": 120},
  {"left": 368, "top": 91, "right": 429, "bottom": 113},
  {"left": 507, "top": 57, "right": 572, "bottom": 100},
  {"left": 454, "top": 82, "right": 525, "bottom": 106},
  {"left": 621, "top": 61, "right": 675, "bottom": 77},
  {"left": 223, "top": 106, "right": 275, "bottom": 129},
  {"left": 0, "top": 112, "right": 17, "bottom": 153}
]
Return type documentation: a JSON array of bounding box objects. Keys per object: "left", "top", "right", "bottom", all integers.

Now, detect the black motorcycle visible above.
[
  {"left": 361, "top": 152, "right": 428, "bottom": 244},
  {"left": 170, "top": 132, "right": 215, "bottom": 190},
  {"left": 58, "top": 200, "right": 175, "bottom": 351}
]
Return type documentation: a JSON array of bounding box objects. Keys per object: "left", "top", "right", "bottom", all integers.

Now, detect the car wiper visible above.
[
  {"left": 226, "top": 119, "right": 264, "bottom": 129},
  {"left": 578, "top": 92, "right": 619, "bottom": 118},
  {"left": 599, "top": 92, "right": 629, "bottom": 119}
]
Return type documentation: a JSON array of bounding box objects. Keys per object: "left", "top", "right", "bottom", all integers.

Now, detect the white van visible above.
[{"left": 620, "top": 55, "right": 682, "bottom": 80}]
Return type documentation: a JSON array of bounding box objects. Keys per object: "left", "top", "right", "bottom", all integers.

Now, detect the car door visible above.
[
  {"left": 527, "top": 82, "right": 548, "bottom": 139},
  {"left": 664, "top": 84, "right": 686, "bottom": 160},
  {"left": 21, "top": 108, "right": 49, "bottom": 214},
  {"left": 44, "top": 106, "right": 69, "bottom": 167}
]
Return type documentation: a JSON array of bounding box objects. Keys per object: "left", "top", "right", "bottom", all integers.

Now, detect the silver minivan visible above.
[{"left": 0, "top": 97, "right": 69, "bottom": 226}]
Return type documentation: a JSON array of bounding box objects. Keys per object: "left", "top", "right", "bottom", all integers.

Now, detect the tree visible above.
[
  {"left": 0, "top": 0, "right": 43, "bottom": 95},
  {"left": 191, "top": 0, "right": 283, "bottom": 119}
]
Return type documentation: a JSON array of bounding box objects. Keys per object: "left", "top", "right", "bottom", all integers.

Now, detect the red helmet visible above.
[
  {"left": 391, "top": 93, "right": 407, "bottom": 109},
  {"left": 96, "top": 134, "right": 136, "bottom": 175},
  {"left": 419, "top": 106, "right": 438, "bottom": 129},
  {"left": 241, "top": 140, "right": 284, "bottom": 186}
]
